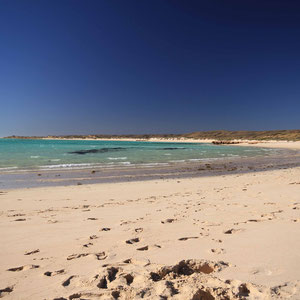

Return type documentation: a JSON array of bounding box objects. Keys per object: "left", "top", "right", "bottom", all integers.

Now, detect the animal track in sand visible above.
[
  {"left": 25, "top": 249, "right": 40, "bottom": 255},
  {"left": 44, "top": 269, "right": 65, "bottom": 276},
  {"left": 178, "top": 237, "right": 199, "bottom": 241},
  {"left": 7, "top": 265, "right": 39, "bottom": 272},
  {"left": 126, "top": 238, "right": 140, "bottom": 244},
  {"left": 0, "top": 286, "right": 14, "bottom": 297}
]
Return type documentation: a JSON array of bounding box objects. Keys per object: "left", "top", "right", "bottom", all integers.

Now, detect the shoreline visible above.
[{"left": 1, "top": 149, "right": 300, "bottom": 189}]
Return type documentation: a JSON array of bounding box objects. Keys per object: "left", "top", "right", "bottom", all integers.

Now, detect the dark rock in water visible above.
[
  {"left": 159, "top": 147, "right": 186, "bottom": 150},
  {"left": 212, "top": 140, "right": 240, "bottom": 145},
  {"left": 68, "top": 147, "right": 124, "bottom": 155}
]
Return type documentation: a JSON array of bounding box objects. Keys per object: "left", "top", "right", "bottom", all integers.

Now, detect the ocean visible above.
[{"left": 0, "top": 139, "right": 278, "bottom": 172}]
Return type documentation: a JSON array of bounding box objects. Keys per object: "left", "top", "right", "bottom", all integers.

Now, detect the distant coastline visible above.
[
  {"left": 4, "top": 129, "right": 300, "bottom": 141},
  {"left": 3, "top": 130, "right": 300, "bottom": 150}
]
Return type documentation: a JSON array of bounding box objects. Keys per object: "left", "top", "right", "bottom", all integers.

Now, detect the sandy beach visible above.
[
  {"left": 2, "top": 0, "right": 300, "bottom": 298},
  {"left": 1, "top": 160, "right": 300, "bottom": 299},
  {"left": 42, "top": 137, "right": 300, "bottom": 151}
]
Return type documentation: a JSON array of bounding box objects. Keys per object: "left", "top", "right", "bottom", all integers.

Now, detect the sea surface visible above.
[{"left": 0, "top": 139, "right": 280, "bottom": 172}]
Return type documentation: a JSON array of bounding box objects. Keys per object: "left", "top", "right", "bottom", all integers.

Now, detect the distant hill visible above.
[
  {"left": 182, "top": 130, "right": 300, "bottom": 141},
  {"left": 3, "top": 130, "right": 300, "bottom": 141}
]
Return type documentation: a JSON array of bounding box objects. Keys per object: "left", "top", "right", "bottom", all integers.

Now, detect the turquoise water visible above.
[{"left": 0, "top": 139, "right": 278, "bottom": 172}]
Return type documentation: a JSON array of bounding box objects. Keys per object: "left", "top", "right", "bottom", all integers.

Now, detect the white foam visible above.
[
  {"left": 107, "top": 157, "right": 127, "bottom": 160},
  {"left": 188, "top": 159, "right": 204, "bottom": 161},
  {"left": 140, "top": 163, "right": 169, "bottom": 167},
  {"left": 0, "top": 166, "right": 18, "bottom": 170},
  {"left": 40, "top": 163, "right": 93, "bottom": 169},
  {"left": 30, "top": 156, "right": 40, "bottom": 158},
  {"left": 170, "top": 160, "right": 186, "bottom": 163}
]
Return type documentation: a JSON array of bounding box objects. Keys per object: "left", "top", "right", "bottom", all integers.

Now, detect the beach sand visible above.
[
  {"left": 1, "top": 165, "right": 300, "bottom": 299},
  {"left": 43, "top": 136, "right": 300, "bottom": 150}
]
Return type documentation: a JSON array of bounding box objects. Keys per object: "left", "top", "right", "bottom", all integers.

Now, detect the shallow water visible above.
[{"left": 0, "top": 139, "right": 280, "bottom": 172}]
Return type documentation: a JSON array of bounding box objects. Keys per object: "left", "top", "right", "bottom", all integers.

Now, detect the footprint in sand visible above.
[
  {"left": 67, "top": 253, "right": 89, "bottom": 260},
  {"left": 161, "top": 218, "right": 176, "bottom": 224},
  {"left": 0, "top": 286, "right": 14, "bottom": 297},
  {"left": 224, "top": 228, "right": 244, "bottom": 234},
  {"left": 87, "top": 218, "right": 98, "bottom": 221},
  {"left": 136, "top": 245, "right": 161, "bottom": 251},
  {"left": 137, "top": 246, "right": 148, "bottom": 251},
  {"left": 44, "top": 269, "right": 65, "bottom": 276},
  {"left": 47, "top": 219, "right": 58, "bottom": 224},
  {"left": 210, "top": 248, "right": 226, "bottom": 254},
  {"left": 94, "top": 252, "right": 107, "bottom": 260},
  {"left": 89, "top": 235, "right": 98, "bottom": 239},
  {"left": 67, "top": 252, "right": 107, "bottom": 261},
  {"left": 126, "top": 238, "right": 140, "bottom": 244},
  {"left": 14, "top": 218, "right": 26, "bottom": 222},
  {"left": 134, "top": 228, "right": 143, "bottom": 233},
  {"left": 8, "top": 213, "right": 25, "bottom": 217},
  {"left": 178, "top": 237, "right": 199, "bottom": 241},
  {"left": 25, "top": 249, "right": 40, "bottom": 255},
  {"left": 291, "top": 219, "right": 300, "bottom": 223},
  {"left": 62, "top": 275, "right": 77, "bottom": 287},
  {"left": 100, "top": 227, "right": 111, "bottom": 231},
  {"left": 97, "top": 266, "right": 135, "bottom": 291},
  {"left": 212, "top": 239, "right": 223, "bottom": 243},
  {"left": 7, "top": 265, "right": 39, "bottom": 272},
  {"left": 122, "top": 258, "right": 151, "bottom": 266}
]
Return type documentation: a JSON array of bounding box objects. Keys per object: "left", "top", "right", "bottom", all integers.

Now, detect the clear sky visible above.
[{"left": 1, "top": 0, "right": 300, "bottom": 136}]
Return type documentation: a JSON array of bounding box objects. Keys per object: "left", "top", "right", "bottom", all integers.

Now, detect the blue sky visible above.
[{"left": 1, "top": 0, "right": 300, "bottom": 136}]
